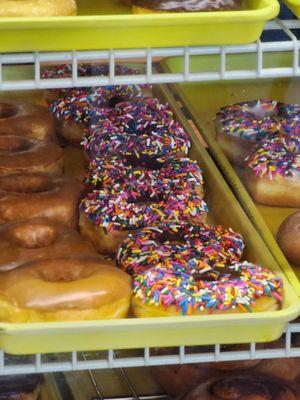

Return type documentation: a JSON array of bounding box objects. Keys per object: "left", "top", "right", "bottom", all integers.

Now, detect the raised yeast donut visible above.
[
  {"left": 0, "top": 135, "right": 64, "bottom": 176},
  {"left": 0, "top": 257, "right": 131, "bottom": 322},
  {"left": 180, "top": 373, "right": 300, "bottom": 400},
  {"left": 0, "top": 100, "right": 54, "bottom": 141},
  {"left": 277, "top": 211, "right": 300, "bottom": 266},
  {"left": 245, "top": 134, "right": 300, "bottom": 207},
  {"left": 79, "top": 189, "right": 208, "bottom": 254},
  {"left": 132, "top": 261, "right": 282, "bottom": 317},
  {"left": 215, "top": 99, "right": 280, "bottom": 166},
  {"left": 0, "top": 173, "right": 82, "bottom": 228},
  {"left": 86, "top": 154, "right": 204, "bottom": 197},
  {"left": 0, "top": 0, "right": 76, "bottom": 16},
  {"left": 0, "top": 219, "right": 99, "bottom": 271},
  {"left": 117, "top": 224, "right": 244, "bottom": 277}
]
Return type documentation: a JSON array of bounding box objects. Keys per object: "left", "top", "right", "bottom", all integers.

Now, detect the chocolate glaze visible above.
[
  {"left": 132, "top": 0, "right": 242, "bottom": 11},
  {"left": 0, "top": 374, "right": 42, "bottom": 398}
]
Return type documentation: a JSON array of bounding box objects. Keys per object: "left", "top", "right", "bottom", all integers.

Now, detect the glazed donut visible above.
[
  {"left": 79, "top": 190, "right": 208, "bottom": 254},
  {"left": 0, "top": 219, "right": 99, "bottom": 271},
  {"left": 0, "top": 135, "right": 64, "bottom": 176},
  {"left": 0, "top": 100, "right": 54, "bottom": 141},
  {"left": 180, "top": 373, "right": 300, "bottom": 400},
  {"left": 245, "top": 134, "right": 300, "bottom": 207},
  {"left": 0, "top": 257, "right": 131, "bottom": 322},
  {"left": 83, "top": 114, "right": 190, "bottom": 160},
  {"left": 132, "top": 0, "right": 243, "bottom": 13},
  {"left": 0, "top": 374, "right": 43, "bottom": 400},
  {"left": 0, "top": 0, "right": 77, "bottom": 16},
  {"left": 0, "top": 173, "right": 82, "bottom": 228},
  {"left": 215, "top": 99, "right": 280, "bottom": 166},
  {"left": 117, "top": 224, "right": 244, "bottom": 277},
  {"left": 277, "top": 211, "right": 300, "bottom": 266},
  {"left": 86, "top": 154, "right": 204, "bottom": 197},
  {"left": 132, "top": 261, "right": 282, "bottom": 317}
]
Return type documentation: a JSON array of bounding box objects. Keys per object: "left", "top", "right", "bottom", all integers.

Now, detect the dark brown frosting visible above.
[
  {"left": 132, "top": 0, "right": 242, "bottom": 11},
  {"left": 0, "top": 374, "right": 42, "bottom": 398}
]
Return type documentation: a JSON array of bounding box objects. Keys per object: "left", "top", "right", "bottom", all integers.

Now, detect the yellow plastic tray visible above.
[
  {"left": 282, "top": 0, "right": 300, "bottom": 18},
  {"left": 160, "top": 54, "right": 300, "bottom": 296},
  {"left": 0, "top": 78, "right": 298, "bottom": 354},
  {"left": 0, "top": 0, "right": 279, "bottom": 52}
]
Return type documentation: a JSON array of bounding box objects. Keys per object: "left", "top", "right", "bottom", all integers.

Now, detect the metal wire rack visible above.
[
  {"left": 0, "top": 19, "right": 299, "bottom": 91},
  {"left": 0, "top": 322, "right": 298, "bottom": 375}
]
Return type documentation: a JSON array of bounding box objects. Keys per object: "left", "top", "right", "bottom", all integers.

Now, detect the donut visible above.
[
  {"left": 0, "top": 374, "right": 43, "bottom": 400},
  {"left": 0, "top": 135, "right": 64, "bottom": 176},
  {"left": 245, "top": 134, "right": 300, "bottom": 207},
  {"left": 42, "top": 63, "right": 151, "bottom": 103},
  {"left": 0, "top": 219, "right": 99, "bottom": 271},
  {"left": 0, "top": 173, "right": 82, "bottom": 228},
  {"left": 83, "top": 114, "right": 190, "bottom": 160},
  {"left": 180, "top": 373, "right": 300, "bottom": 400},
  {"left": 132, "top": 0, "right": 243, "bottom": 13},
  {"left": 0, "top": 0, "right": 76, "bottom": 16},
  {"left": 86, "top": 154, "right": 204, "bottom": 197},
  {"left": 0, "top": 100, "right": 54, "bottom": 141},
  {"left": 277, "top": 211, "right": 300, "bottom": 266},
  {"left": 215, "top": 99, "right": 280, "bottom": 166},
  {"left": 79, "top": 189, "right": 208, "bottom": 254},
  {"left": 117, "top": 224, "right": 244, "bottom": 277},
  {"left": 0, "top": 257, "right": 131, "bottom": 322},
  {"left": 151, "top": 339, "right": 300, "bottom": 398},
  {"left": 132, "top": 261, "right": 282, "bottom": 317}
]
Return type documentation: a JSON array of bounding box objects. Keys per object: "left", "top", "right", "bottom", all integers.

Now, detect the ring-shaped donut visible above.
[
  {"left": 132, "top": 261, "right": 283, "bottom": 317},
  {"left": 117, "top": 224, "right": 244, "bottom": 276},
  {"left": 0, "top": 135, "right": 64, "bottom": 176},
  {"left": 0, "top": 100, "right": 54, "bottom": 141},
  {"left": 245, "top": 134, "right": 300, "bottom": 207},
  {"left": 86, "top": 154, "right": 204, "bottom": 197},
  {"left": 0, "top": 173, "right": 82, "bottom": 227},
  {"left": 79, "top": 189, "right": 208, "bottom": 254}
]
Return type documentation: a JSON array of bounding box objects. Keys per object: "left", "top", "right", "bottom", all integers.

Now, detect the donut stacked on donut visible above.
[
  {"left": 117, "top": 224, "right": 244, "bottom": 277},
  {"left": 42, "top": 63, "right": 152, "bottom": 146},
  {"left": 245, "top": 133, "right": 300, "bottom": 207}
]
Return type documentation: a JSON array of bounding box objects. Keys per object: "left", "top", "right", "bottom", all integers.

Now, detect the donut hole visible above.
[
  {"left": 126, "top": 154, "right": 164, "bottom": 170},
  {"left": 0, "top": 103, "right": 18, "bottom": 119},
  {"left": 11, "top": 223, "right": 57, "bottom": 249},
  {"left": 0, "top": 136, "right": 32, "bottom": 153},
  {"left": 0, "top": 174, "right": 53, "bottom": 194},
  {"left": 128, "top": 192, "right": 163, "bottom": 205},
  {"left": 158, "top": 233, "right": 184, "bottom": 246},
  {"left": 37, "top": 259, "right": 93, "bottom": 282},
  {"left": 248, "top": 102, "right": 278, "bottom": 119}
]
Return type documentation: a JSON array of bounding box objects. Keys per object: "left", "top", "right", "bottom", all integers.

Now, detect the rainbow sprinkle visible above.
[
  {"left": 117, "top": 224, "right": 244, "bottom": 276},
  {"left": 133, "top": 261, "right": 283, "bottom": 315},
  {"left": 247, "top": 133, "right": 300, "bottom": 178},
  {"left": 80, "top": 189, "right": 208, "bottom": 233},
  {"left": 86, "top": 154, "right": 204, "bottom": 198}
]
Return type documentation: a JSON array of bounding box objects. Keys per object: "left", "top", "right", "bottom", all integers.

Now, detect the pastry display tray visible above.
[
  {"left": 0, "top": 0, "right": 279, "bottom": 52},
  {"left": 282, "top": 0, "right": 300, "bottom": 18},
  {"left": 0, "top": 82, "right": 298, "bottom": 355},
  {"left": 159, "top": 54, "right": 300, "bottom": 296}
]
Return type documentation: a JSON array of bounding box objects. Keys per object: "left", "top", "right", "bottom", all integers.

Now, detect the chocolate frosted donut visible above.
[
  {"left": 132, "top": 0, "right": 242, "bottom": 12},
  {"left": 0, "top": 100, "right": 54, "bottom": 141},
  {"left": 0, "top": 135, "right": 64, "bottom": 176},
  {"left": 0, "top": 374, "right": 42, "bottom": 400},
  {"left": 180, "top": 373, "right": 300, "bottom": 400},
  {"left": 0, "top": 173, "right": 83, "bottom": 228},
  {"left": 277, "top": 211, "right": 300, "bottom": 266}
]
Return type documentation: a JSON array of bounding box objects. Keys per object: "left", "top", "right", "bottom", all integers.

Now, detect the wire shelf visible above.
[
  {"left": 0, "top": 322, "right": 298, "bottom": 375},
  {"left": 0, "top": 19, "right": 299, "bottom": 90}
]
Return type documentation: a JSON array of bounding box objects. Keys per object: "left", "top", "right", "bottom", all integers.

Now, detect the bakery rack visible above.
[{"left": 0, "top": 16, "right": 300, "bottom": 374}]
